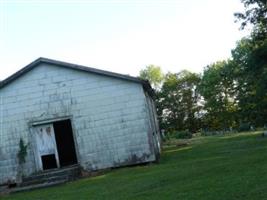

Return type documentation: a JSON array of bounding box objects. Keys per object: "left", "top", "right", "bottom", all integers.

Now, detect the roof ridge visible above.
[{"left": 0, "top": 57, "right": 154, "bottom": 97}]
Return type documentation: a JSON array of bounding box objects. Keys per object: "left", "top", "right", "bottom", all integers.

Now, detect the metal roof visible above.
[{"left": 0, "top": 57, "right": 154, "bottom": 97}]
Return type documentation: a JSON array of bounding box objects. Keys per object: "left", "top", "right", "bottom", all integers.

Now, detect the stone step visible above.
[
  {"left": 0, "top": 165, "right": 81, "bottom": 194},
  {"left": 20, "top": 164, "right": 81, "bottom": 188},
  {"left": 37, "top": 164, "right": 80, "bottom": 174},
  {"left": 20, "top": 174, "right": 69, "bottom": 187},
  {"left": 22, "top": 164, "right": 80, "bottom": 183}
]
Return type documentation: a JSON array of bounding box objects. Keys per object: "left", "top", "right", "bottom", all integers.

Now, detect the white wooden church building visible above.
[{"left": 0, "top": 58, "right": 160, "bottom": 185}]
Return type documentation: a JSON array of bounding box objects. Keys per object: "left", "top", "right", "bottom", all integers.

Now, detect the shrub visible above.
[
  {"left": 238, "top": 123, "right": 251, "bottom": 132},
  {"left": 174, "top": 130, "right": 192, "bottom": 139}
]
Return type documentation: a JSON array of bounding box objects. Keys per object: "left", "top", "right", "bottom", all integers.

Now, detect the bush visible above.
[
  {"left": 238, "top": 123, "right": 251, "bottom": 132},
  {"left": 174, "top": 130, "right": 192, "bottom": 139}
]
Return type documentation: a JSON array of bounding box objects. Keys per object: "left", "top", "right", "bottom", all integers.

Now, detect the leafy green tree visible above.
[
  {"left": 139, "top": 65, "right": 165, "bottom": 90},
  {"left": 157, "top": 70, "right": 202, "bottom": 133},
  {"left": 198, "top": 61, "right": 238, "bottom": 130},
  {"left": 231, "top": 37, "right": 267, "bottom": 127},
  {"left": 234, "top": 0, "right": 267, "bottom": 39},
  {"left": 231, "top": 0, "right": 267, "bottom": 128}
]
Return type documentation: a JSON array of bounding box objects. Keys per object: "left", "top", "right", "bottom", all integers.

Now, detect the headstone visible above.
[{"left": 161, "top": 129, "right": 165, "bottom": 138}]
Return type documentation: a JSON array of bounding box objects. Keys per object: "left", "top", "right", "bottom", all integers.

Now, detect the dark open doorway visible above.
[
  {"left": 53, "top": 119, "right": 78, "bottom": 167},
  {"left": 41, "top": 154, "right": 57, "bottom": 170}
]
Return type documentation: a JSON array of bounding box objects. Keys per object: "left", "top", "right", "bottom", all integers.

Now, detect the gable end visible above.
[{"left": 0, "top": 57, "right": 154, "bottom": 97}]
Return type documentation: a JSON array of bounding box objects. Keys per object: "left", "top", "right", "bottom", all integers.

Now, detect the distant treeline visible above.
[{"left": 140, "top": 0, "right": 267, "bottom": 133}]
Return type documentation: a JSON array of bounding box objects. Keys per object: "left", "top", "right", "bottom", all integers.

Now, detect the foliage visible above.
[
  {"left": 198, "top": 35, "right": 266, "bottom": 130},
  {"left": 198, "top": 60, "right": 238, "bottom": 130},
  {"left": 136, "top": 0, "right": 267, "bottom": 133},
  {"left": 17, "top": 138, "right": 28, "bottom": 165},
  {"left": 139, "top": 65, "right": 165, "bottom": 90},
  {"left": 5, "top": 132, "right": 267, "bottom": 200},
  {"left": 238, "top": 122, "right": 252, "bottom": 132},
  {"left": 198, "top": 0, "right": 267, "bottom": 130},
  {"left": 174, "top": 130, "right": 192, "bottom": 139},
  {"left": 233, "top": 1, "right": 267, "bottom": 128},
  {"left": 231, "top": 37, "right": 267, "bottom": 127},
  {"left": 234, "top": 0, "right": 267, "bottom": 39},
  {"left": 156, "top": 70, "right": 202, "bottom": 133}
]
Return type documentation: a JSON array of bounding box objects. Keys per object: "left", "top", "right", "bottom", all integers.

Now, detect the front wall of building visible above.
[{"left": 0, "top": 64, "right": 157, "bottom": 184}]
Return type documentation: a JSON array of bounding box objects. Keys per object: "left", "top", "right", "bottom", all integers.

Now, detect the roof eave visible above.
[{"left": 0, "top": 57, "right": 155, "bottom": 98}]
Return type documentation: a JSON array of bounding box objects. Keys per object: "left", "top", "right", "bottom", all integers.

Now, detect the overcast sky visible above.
[{"left": 0, "top": 0, "right": 249, "bottom": 80}]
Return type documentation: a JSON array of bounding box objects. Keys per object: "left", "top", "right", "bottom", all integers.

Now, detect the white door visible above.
[{"left": 34, "top": 124, "right": 60, "bottom": 170}]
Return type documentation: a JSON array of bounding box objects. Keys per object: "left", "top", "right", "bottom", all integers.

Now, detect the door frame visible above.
[
  {"left": 34, "top": 123, "right": 60, "bottom": 170},
  {"left": 29, "top": 116, "right": 80, "bottom": 171}
]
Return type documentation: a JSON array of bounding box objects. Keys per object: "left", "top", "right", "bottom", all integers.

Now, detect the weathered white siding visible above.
[{"left": 0, "top": 63, "right": 157, "bottom": 184}]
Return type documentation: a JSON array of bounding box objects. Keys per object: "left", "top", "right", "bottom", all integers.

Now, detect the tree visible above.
[
  {"left": 157, "top": 70, "right": 202, "bottom": 133},
  {"left": 198, "top": 61, "right": 238, "bottom": 130},
  {"left": 139, "top": 65, "right": 165, "bottom": 90},
  {"left": 234, "top": 0, "right": 267, "bottom": 39},
  {"left": 233, "top": 0, "right": 267, "bottom": 127},
  {"left": 231, "top": 37, "right": 267, "bottom": 127}
]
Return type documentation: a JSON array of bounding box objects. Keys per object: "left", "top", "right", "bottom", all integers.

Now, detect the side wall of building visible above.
[
  {"left": 0, "top": 64, "right": 157, "bottom": 184},
  {"left": 144, "top": 92, "right": 161, "bottom": 160}
]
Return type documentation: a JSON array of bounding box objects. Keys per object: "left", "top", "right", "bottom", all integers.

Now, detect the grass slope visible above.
[{"left": 3, "top": 131, "right": 267, "bottom": 200}]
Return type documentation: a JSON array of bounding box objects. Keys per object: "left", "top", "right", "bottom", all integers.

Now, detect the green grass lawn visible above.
[{"left": 3, "top": 131, "right": 267, "bottom": 200}]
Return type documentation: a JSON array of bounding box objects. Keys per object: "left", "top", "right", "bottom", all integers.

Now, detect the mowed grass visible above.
[{"left": 3, "top": 131, "right": 267, "bottom": 200}]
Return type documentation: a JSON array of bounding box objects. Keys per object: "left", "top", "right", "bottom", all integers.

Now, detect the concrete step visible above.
[
  {"left": 0, "top": 165, "right": 81, "bottom": 194},
  {"left": 23, "top": 164, "right": 80, "bottom": 182},
  {"left": 20, "top": 164, "right": 81, "bottom": 188},
  {"left": 0, "top": 184, "right": 8, "bottom": 195},
  {"left": 20, "top": 174, "right": 69, "bottom": 187}
]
